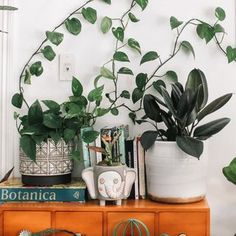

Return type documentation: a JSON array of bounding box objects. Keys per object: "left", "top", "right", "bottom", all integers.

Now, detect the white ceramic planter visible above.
[{"left": 145, "top": 141, "right": 208, "bottom": 203}]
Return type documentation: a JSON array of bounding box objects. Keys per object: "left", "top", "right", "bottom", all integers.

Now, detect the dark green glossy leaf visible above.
[
  {"left": 24, "top": 69, "right": 31, "bottom": 84},
  {"left": 134, "top": 0, "right": 148, "bottom": 10},
  {"left": 171, "top": 83, "right": 183, "bottom": 108},
  {"left": 136, "top": 73, "right": 147, "bottom": 89},
  {"left": 194, "top": 118, "right": 230, "bottom": 139},
  {"left": 129, "top": 112, "right": 136, "bottom": 123},
  {"left": 111, "top": 107, "right": 119, "bottom": 116},
  {"left": 170, "top": 16, "right": 183, "bottom": 30},
  {"left": 71, "top": 150, "right": 81, "bottom": 162},
  {"left": 140, "top": 131, "right": 158, "bottom": 150},
  {"left": 72, "top": 77, "right": 83, "bottom": 97},
  {"left": 181, "top": 41, "right": 195, "bottom": 58},
  {"left": 112, "top": 27, "right": 124, "bottom": 42},
  {"left": 128, "top": 38, "right": 141, "bottom": 54},
  {"left": 153, "top": 80, "right": 166, "bottom": 93},
  {"left": 49, "top": 131, "right": 61, "bottom": 144},
  {"left": 196, "top": 24, "right": 214, "bottom": 44},
  {"left": 20, "top": 136, "right": 36, "bottom": 161},
  {"left": 43, "top": 113, "right": 62, "bottom": 129},
  {"left": 132, "top": 88, "right": 144, "bottom": 104},
  {"left": 46, "top": 31, "right": 64, "bottom": 46},
  {"left": 65, "top": 18, "right": 82, "bottom": 35},
  {"left": 197, "top": 93, "right": 232, "bottom": 122},
  {"left": 128, "top": 12, "right": 140, "bottom": 22},
  {"left": 214, "top": 24, "right": 225, "bottom": 33},
  {"left": 223, "top": 158, "right": 236, "bottom": 185},
  {"left": 120, "top": 90, "right": 130, "bottom": 99},
  {"left": 140, "top": 51, "right": 158, "bottom": 65},
  {"left": 11, "top": 93, "right": 23, "bottom": 108},
  {"left": 63, "top": 128, "right": 76, "bottom": 143},
  {"left": 29, "top": 61, "right": 43, "bottom": 77},
  {"left": 41, "top": 45, "right": 56, "bottom": 61},
  {"left": 42, "top": 100, "right": 60, "bottom": 112},
  {"left": 0, "top": 6, "right": 17, "bottom": 10},
  {"left": 100, "top": 67, "right": 115, "bottom": 79},
  {"left": 118, "top": 67, "right": 134, "bottom": 75},
  {"left": 96, "top": 108, "right": 109, "bottom": 117},
  {"left": 82, "top": 7, "right": 97, "bottom": 24},
  {"left": 160, "top": 87, "right": 176, "bottom": 117},
  {"left": 28, "top": 100, "right": 43, "bottom": 125},
  {"left": 226, "top": 46, "right": 236, "bottom": 63},
  {"left": 113, "top": 51, "right": 130, "bottom": 62},
  {"left": 166, "top": 70, "right": 178, "bottom": 83},
  {"left": 101, "top": 16, "right": 112, "bottom": 33},
  {"left": 82, "top": 130, "right": 99, "bottom": 143},
  {"left": 215, "top": 7, "right": 226, "bottom": 21},
  {"left": 176, "top": 136, "right": 203, "bottom": 159},
  {"left": 65, "top": 103, "right": 83, "bottom": 118},
  {"left": 101, "top": 0, "right": 111, "bottom": 4}
]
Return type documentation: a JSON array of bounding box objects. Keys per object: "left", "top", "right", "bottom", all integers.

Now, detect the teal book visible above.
[{"left": 0, "top": 178, "right": 86, "bottom": 203}]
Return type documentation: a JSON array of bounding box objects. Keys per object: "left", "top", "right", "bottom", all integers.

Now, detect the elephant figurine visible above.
[{"left": 82, "top": 165, "right": 136, "bottom": 206}]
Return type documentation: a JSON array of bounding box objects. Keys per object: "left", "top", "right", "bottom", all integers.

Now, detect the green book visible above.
[{"left": 0, "top": 178, "right": 86, "bottom": 203}]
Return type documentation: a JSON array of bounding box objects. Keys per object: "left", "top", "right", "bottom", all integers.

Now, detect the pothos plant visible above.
[{"left": 11, "top": 0, "right": 147, "bottom": 161}]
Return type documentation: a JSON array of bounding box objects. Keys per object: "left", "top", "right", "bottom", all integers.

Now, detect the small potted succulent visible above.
[
  {"left": 82, "top": 132, "right": 136, "bottom": 206},
  {"left": 139, "top": 68, "right": 232, "bottom": 203}
]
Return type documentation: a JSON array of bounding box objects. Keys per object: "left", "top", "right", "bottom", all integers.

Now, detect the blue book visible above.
[{"left": 0, "top": 178, "right": 86, "bottom": 203}]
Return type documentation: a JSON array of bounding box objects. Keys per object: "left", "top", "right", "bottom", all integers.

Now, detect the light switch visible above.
[{"left": 59, "top": 54, "right": 75, "bottom": 81}]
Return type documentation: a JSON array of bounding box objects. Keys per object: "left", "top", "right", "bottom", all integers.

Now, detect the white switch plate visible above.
[{"left": 59, "top": 54, "right": 75, "bottom": 81}]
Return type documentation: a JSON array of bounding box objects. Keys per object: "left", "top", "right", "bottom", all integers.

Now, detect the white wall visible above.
[{"left": 4, "top": 0, "right": 236, "bottom": 235}]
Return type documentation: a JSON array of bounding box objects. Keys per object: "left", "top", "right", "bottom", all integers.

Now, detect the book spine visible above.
[
  {"left": 133, "top": 138, "right": 139, "bottom": 199},
  {"left": 0, "top": 188, "right": 85, "bottom": 202},
  {"left": 95, "top": 133, "right": 102, "bottom": 164},
  {"left": 118, "top": 125, "right": 128, "bottom": 164}
]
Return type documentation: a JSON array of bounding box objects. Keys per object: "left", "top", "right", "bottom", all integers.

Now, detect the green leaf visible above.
[
  {"left": 113, "top": 51, "right": 130, "bottom": 62},
  {"left": 101, "top": 0, "right": 111, "bottom": 4},
  {"left": 24, "top": 69, "right": 31, "bottom": 84},
  {"left": 226, "top": 46, "right": 236, "bottom": 63},
  {"left": 100, "top": 67, "right": 115, "bottom": 79},
  {"left": 11, "top": 93, "right": 23, "bottom": 108},
  {"left": 176, "top": 136, "right": 203, "bottom": 159},
  {"left": 65, "top": 18, "right": 82, "bottom": 35},
  {"left": 63, "top": 128, "right": 76, "bottom": 143},
  {"left": 128, "top": 12, "right": 140, "bottom": 22},
  {"left": 214, "top": 24, "right": 225, "bottom": 33},
  {"left": 215, "top": 7, "right": 226, "bottom": 21},
  {"left": 196, "top": 24, "right": 214, "bottom": 44},
  {"left": 134, "top": 0, "right": 148, "bottom": 10},
  {"left": 20, "top": 136, "right": 36, "bottom": 161},
  {"left": 66, "top": 103, "right": 83, "bottom": 117},
  {"left": 194, "top": 118, "right": 230, "bottom": 139},
  {"left": 140, "top": 51, "right": 159, "bottom": 65},
  {"left": 46, "top": 31, "right": 64, "bottom": 46},
  {"left": 129, "top": 112, "right": 136, "bottom": 123},
  {"left": 118, "top": 67, "right": 134, "bottom": 75},
  {"left": 223, "top": 158, "right": 236, "bottom": 185},
  {"left": 71, "top": 150, "right": 81, "bottom": 162},
  {"left": 82, "top": 7, "right": 97, "bottom": 24},
  {"left": 82, "top": 130, "right": 99, "bottom": 143},
  {"left": 96, "top": 108, "right": 109, "bottom": 117},
  {"left": 132, "top": 88, "right": 144, "bottom": 104},
  {"left": 43, "top": 113, "right": 62, "bottom": 129},
  {"left": 29, "top": 61, "right": 43, "bottom": 77},
  {"left": 14, "top": 112, "right": 19, "bottom": 120},
  {"left": 140, "top": 131, "right": 158, "bottom": 150},
  {"left": 128, "top": 38, "right": 141, "bottom": 54},
  {"left": 181, "top": 41, "right": 195, "bottom": 58},
  {"left": 49, "top": 131, "right": 62, "bottom": 144},
  {"left": 170, "top": 16, "right": 183, "bottom": 30},
  {"left": 160, "top": 87, "right": 176, "bottom": 117},
  {"left": 120, "top": 90, "right": 130, "bottom": 99},
  {"left": 185, "top": 68, "right": 208, "bottom": 110},
  {"left": 0, "top": 6, "right": 18, "bottom": 10},
  {"left": 153, "top": 80, "right": 166, "bottom": 93},
  {"left": 72, "top": 77, "right": 83, "bottom": 97},
  {"left": 136, "top": 73, "right": 147, "bottom": 89},
  {"left": 28, "top": 100, "right": 43, "bottom": 125},
  {"left": 41, "top": 45, "right": 56, "bottom": 61},
  {"left": 101, "top": 16, "right": 112, "bottom": 33},
  {"left": 197, "top": 93, "right": 232, "bottom": 122},
  {"left": 42, "top": 100, "right": 60, "bottom": 112},
  {"left": 112, "top": 27, "right": 124, "bottom": 42},
  {"left": 88, "top": 85, "right": 104, "bottom": 102},
  {"left": 111, "top": 107, "right": 119, "bottom": 116},
  {"left": 166, "top": 70, "right": 178, "bottom": 83}
]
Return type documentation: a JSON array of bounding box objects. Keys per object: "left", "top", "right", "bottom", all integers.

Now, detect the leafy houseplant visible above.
[{"left": 140, "top": 68, "right": 232, "bottom": 159}]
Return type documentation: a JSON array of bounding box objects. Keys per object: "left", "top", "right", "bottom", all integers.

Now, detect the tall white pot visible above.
[{"left": 145, "top": 141, "right": 208, "bottom": 203}]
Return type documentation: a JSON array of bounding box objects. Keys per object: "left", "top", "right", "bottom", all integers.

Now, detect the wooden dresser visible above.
[{"left": 0, "top": 199, "right": 210, "bottom": 236}]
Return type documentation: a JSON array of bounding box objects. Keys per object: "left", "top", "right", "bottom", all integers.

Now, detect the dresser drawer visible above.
[
  {"left": 158, "top": 212, "right": 208, "bottom": 236},
  {"left": 55, "top": 212, "right": 103, "bottom": 236},
  {"left": 107, "top": 212, "right": 155, "bottom": 236},
  {"left": 3, "top": 211, "right": 51, "bottom": 236}
]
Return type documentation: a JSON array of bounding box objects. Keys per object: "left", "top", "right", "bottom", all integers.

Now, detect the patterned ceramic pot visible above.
[{"left": 20, "top": 139, "right": 73, "bottom": 185}]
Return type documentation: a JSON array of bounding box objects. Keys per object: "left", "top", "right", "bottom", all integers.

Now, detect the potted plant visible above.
[
  {"left": 82, "top": 132, "right": 136, "bottom": 206},
  {"left": 139, "top": 68, "right": 232, "bottom": 203},
  {"left": 223, "top": 158, "right": 236, "bottom": 185},
  {"left": 15, "top": 77, "right": 100, "bottom": 186}
]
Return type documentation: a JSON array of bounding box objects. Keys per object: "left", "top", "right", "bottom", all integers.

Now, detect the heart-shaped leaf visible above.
[
  {"left": 223, "top": 158, "right": 236, "bottom": 185},
  {"left": 11, "top": 93, "right": 23, "bottom": 108},
  {"left": 82, "top": 7, "right": 97, "bottom": 24},
  {"left": 20, "top": 136, "right": 36, "bottom": 161},
  {"left": 29, "top": 61, "right": 43, "bottom": 77},
  {"left": 65, "top": 18, "right": 82, "bottom": 35},
  {"left": 128, "top": 12, "right": 140, "bottom": 22},
  {"left": 226, "top": 46, "right": 236, "bottom": 63},
  {"left": 132, "top": 88, "right": 144, "bottom": 103},
  {"left": 42, "top": 100, "right": 60, "bottom": 112},
  {"left": 112, "top": 27, "right": 124, "bottom": 42},
  {"left": 100, "top": 67, "right": 115, "bottom": 79},
  {"left": 140, "top": 130, "right": 158, "bottom": 150},
  {"left": 118, "top": 67, "right": 134, "bottom": 75},
  {"left": 215, "top": 7, "right": 226, "bottom": 21},
  {"left": 28, "top": 100, "right": 43, "bottom": 125},
  {"left": 111, "top": 107, "right": 119, "bottom": 116},
  {"left": 170, "top": 16, "right": 183, "bottom": 30},
  {"left": 46, "top": 31, "right": 64, "bottom": 46},
  {"left": 72, "top": 77, "right": 83, "bottom": 97},
  {"left": 166, "top": 70, "right": 178, "bottom": 83},
  {"left": 101, "top": 16, "right": 112, "bottom": 33},
  {"left": 134, "top": 0, "right": 148, "bottom": 10},
  {"left": 82, "top": 130, "right": 99, "bottom": 143},
  {"left": 128, "top": 38, "right": 141, "bottom": 54},
  {"left": 120, "top": 90, "right": 130, "bottom": 99},
  {"left": 113, "top": 51, "right": 130, "bottom": 62},
  {"left": 140, "top": 51, "right": 159, "bottom": 65},
  {"left": 181, "top": 41, "right": 195, "bottom": 58},
  {"left": 88, "top": 85, "right": 104, "bottom": 102},
  {"left": 101, "top": 0, "right": 111, "bottom": 4},
  {"left": 41, "top": 45, "right": 56, "bottom": 61},
  {"left": 136, "top": 73, "right": 147, "bottom": 89}
]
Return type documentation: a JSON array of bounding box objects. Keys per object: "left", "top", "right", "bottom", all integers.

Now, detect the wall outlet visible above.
[{"left": 59, "top": 54, "right": 75, "bottom": 81}]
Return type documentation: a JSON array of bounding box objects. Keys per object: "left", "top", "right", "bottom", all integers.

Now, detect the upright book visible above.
[{"left": 0, "top": 178, "right": 86, "bottom": 203}]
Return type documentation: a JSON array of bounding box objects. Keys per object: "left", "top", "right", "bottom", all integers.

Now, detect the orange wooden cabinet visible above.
[{"left": 0, "top": 199, "right": 210, "bottom": 236}]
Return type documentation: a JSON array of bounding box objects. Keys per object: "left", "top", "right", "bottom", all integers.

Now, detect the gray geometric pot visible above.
[{"left": 20, "top": 139, "right": 73, "bottom": 186}]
